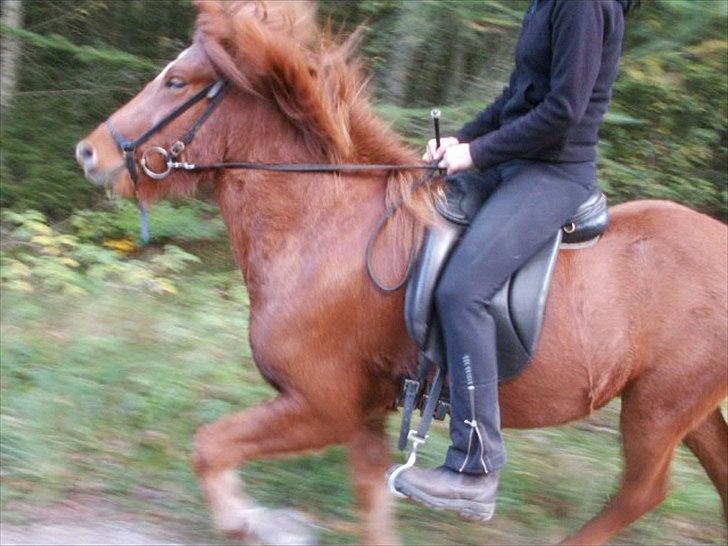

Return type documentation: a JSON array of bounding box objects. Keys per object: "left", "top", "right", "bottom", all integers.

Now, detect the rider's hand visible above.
[
  {"left": 438, "top": 143, "right": 474, "bottom": 176},
  {"left": 423, "top": 136, "right": 459, "bottom": 162}
]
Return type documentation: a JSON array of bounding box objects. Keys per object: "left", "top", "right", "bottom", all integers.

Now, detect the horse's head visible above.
[
  {"left": 75, "top": 0, "right": 350, "bottom": 202},
  {"left": 76, "top": 38, "right": 223, "bottom": 200}
]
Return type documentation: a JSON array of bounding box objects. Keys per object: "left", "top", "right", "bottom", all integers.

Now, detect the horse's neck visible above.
[
  {"left": 215, "top": 168, "right": 387, "bottom": 299},
  {"left": 211, "top": 96, "right": 421, "bottom": 309}
]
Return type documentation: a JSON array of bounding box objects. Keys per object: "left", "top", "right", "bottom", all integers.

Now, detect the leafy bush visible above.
[
  {"left": 600, "top": 10, "right": 727, "bottom": 219},
  {"left": 1, "top": 209, "right": 201, "bottom": 295},
  {"left": 69, "top": 199, "right": 225, "bottom": 244}
]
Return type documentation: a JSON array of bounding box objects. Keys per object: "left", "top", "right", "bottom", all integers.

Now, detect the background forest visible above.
[{"left": 1, "top": 1, "right": 727, "bottom": 545}]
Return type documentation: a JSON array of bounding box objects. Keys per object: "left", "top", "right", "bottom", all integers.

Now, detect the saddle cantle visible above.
[{"left": 404, "top": 186, "right": 609, "bottom": 382}]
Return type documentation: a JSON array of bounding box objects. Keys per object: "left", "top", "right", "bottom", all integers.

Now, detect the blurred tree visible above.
[
  {"left": 319, "top": 0, "right": 529, "bottom": 105},
  {"left": 0, "top": 0, "right": 725, "bottom": 220},
  {"left": 0, "top": 0, "right": 193, "bottom": 216},
  {"left": 0, "top": 0, "right": 24, "bottom": 117}
]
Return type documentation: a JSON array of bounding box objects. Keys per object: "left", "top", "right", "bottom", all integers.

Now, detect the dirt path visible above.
[
  {"left": 0, "top": 495, "right": 191, "bottom": 546},
  {"left": 1, "top": 522, "right": 181, "bottom": 546}
]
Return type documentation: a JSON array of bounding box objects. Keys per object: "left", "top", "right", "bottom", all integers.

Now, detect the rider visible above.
[{"left": 392, "top": 0, "right": 637, "bottom": 520}]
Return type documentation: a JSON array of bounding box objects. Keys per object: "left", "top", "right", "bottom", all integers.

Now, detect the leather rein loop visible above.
[{"left": 365, "top": 168, "right": 438, "bottom": 292}]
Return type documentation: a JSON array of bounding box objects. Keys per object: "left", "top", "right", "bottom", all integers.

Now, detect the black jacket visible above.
[{"left": 456, "top": 0, "right": 625, "bottom": 168}]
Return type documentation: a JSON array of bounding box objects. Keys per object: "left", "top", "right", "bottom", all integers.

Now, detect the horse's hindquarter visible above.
[{"left": 499, "top": 200, "right": 728, "bottom": 429}]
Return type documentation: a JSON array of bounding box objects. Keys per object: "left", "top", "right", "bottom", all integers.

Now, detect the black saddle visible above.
[{"left": 404, "top": 186, "right": 609, "bottom": 382}]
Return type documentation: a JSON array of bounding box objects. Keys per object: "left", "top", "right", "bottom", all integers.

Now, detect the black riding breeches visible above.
[{"left": 436, "top": 159, "right": 596, "bottom": 475}]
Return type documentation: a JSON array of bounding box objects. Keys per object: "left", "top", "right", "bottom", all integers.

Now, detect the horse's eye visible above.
[{"left": 166, "top": 77, "right": 187, "bottom": 90}]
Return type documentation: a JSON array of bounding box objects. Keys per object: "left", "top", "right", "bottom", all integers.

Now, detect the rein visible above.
[
  {"left": 106, "top": 78, "right": 438, "bottom": 181},
  {"left": 104, "top": 77, "right": 441, "bottom": 291},
  {"left": 147, "top": 155, "right": 438, "bottom": 177}
]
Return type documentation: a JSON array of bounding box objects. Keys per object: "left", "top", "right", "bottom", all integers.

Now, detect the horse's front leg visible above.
[
  {"left": 348, "top": 416, "right": 400, "bottom": 545},
  {"left": 193, "top": 394, "right": 356, "bottom": 544}
]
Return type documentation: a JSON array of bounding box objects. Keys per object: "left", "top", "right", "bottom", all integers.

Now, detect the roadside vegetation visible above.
[{"left": 1, "top": 209, "right": 725, "bottom": 544}]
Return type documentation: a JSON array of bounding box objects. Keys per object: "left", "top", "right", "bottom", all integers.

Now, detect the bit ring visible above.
[{"left": 140, "top": 147, "right": 172, "bottom": 180}]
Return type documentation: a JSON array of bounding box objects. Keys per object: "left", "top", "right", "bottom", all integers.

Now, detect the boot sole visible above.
[{"left": 396, "top": 483, "right": 495, "bottom": 522}]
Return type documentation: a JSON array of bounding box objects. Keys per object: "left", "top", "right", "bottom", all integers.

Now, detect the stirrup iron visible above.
[
  {"left": 387, "top": 366, "right": 446, "bottom": 497},
  {"left": 387, "top": 430, "right": 427, "bottom": 498}
]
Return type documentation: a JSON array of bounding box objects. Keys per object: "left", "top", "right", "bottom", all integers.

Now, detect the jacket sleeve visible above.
[
  {"left": 467, "top": 0, "right": 604, "bottom": 169},
  {"left": 455, "top": 84, "right": 513, "bottom": 142}
]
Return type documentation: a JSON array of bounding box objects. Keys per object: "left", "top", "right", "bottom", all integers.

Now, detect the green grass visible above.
[{"left": 1, "top": 272, "right": 724, "bottom": 544}]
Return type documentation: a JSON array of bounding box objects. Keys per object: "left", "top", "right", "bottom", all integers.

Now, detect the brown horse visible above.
[{"left": 75, "top": 1, "right": 727, "bottom": 544}]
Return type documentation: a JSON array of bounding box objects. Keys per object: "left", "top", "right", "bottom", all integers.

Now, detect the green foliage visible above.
[
  {"left": 320, "top": 0, "right": 528, "bottom": 106},
  {"left": 598, "top": 0, "right": 727, "bottom": 218},
  {"left": 69, "top": 199, "right": 225, "bottom": 243},
  {"left": 1, "top": 209, "right": 201, "bottom": 295},
  {"left": 0, "top": 0, "right": 193, "bottom": 217},
  {"left": 0, "top": 21, "right": 157, "bottom": 70}
]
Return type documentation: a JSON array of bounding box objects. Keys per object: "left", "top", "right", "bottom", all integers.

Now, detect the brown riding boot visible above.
[{"left": 390, "top": 465, "right": 498, "bottom": 521}]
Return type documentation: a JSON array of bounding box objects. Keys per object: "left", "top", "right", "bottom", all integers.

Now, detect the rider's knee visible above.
[{"left": 435, "top": 274, "right": 473, "bottom": 316}]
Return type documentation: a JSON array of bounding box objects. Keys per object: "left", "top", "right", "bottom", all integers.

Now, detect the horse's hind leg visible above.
[
  {"left": 562, "top": 372, "right": 723, "bottom": 545},
  {"left": 193, "top": 394, "right": 356, "bottom": 543},
  {"left": 348, "top": 416, "right": 400, "bottom": 545},
  {"left": 683, "top": 407, "right": 728, "bottom": 520}
]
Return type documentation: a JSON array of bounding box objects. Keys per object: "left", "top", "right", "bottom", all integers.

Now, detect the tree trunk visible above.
[
  {"left": 1, "top": 0, "right": 25, "bottom": 117},
  {"left": 384, "top": 3, "right": 425, "bottom": 106}
]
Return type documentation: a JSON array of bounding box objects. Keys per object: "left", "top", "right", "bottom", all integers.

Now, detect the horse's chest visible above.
[{"left": 248, "top": 279, "right": 352, "bottom": 352}]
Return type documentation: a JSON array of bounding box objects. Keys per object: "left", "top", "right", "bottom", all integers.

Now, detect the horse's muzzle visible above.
[{"left": 75, "top": 139, "right": 124, "bottom": 187}]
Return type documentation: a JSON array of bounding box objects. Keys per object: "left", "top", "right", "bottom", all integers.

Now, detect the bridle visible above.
[
  {"left": 106, "top": 79, "right": 229, "bottom": 186},
  {"left": 103, "top": 77, "right": 441, "bottom": 292}
]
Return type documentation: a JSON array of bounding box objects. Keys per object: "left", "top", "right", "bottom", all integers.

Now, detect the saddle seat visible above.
[{"left": 404, "top": 188, "right": 609, "bottom": 381}]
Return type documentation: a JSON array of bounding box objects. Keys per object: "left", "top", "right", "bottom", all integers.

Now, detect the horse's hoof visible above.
[{"left": 249, "top": 508, "right": 317, "bottom": 546}]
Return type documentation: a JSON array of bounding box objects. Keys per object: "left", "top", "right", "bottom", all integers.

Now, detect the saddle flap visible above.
[
  {"left": 508, "top": 231, "right": 562, "bottom": 354},
  {"left": 404, "top": 222, "right": 464, "bottom": 349},
  {"left": 405, "top": 219, "right": 561, "bottom": 382}
]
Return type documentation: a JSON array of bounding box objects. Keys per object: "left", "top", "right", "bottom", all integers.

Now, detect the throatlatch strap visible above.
[{"left": 138, "top": 202, "right": 150, "bottom": 244}]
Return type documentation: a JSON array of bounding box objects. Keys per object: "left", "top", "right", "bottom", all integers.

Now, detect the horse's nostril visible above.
[{"left": 75, "top": 141, "right": 96, "bottom": 167}]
